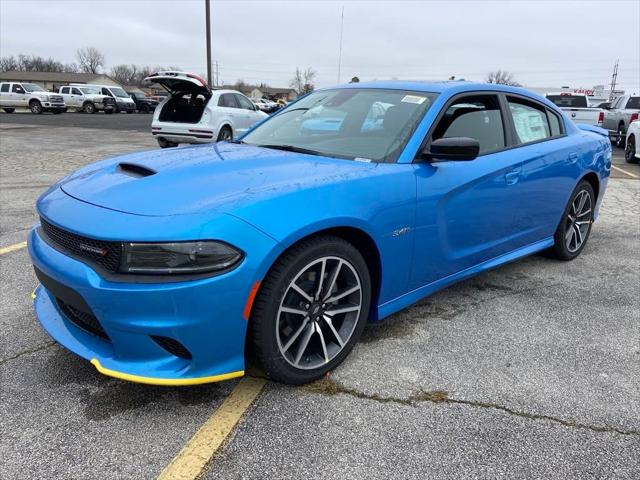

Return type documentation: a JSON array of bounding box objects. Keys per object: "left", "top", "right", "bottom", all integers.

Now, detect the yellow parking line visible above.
[
  {"left": 611, "top": 164, "right": 639, "bottom": 179},
  {"left": 156, "top": 376, "right": 267, "bottom": 480},
  {"left": 0, "top": 241, "right": 27, "bottom": 255}
]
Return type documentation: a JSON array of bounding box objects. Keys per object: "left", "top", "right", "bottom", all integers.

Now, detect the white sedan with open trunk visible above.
[{"left": 145, "top": 71, "right": 268, "bottom": 148}]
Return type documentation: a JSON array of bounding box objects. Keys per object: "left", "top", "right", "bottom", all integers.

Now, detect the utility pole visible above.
[
  {"left": 609, "top": 59, "right": 619, "bottom": 101},
  {"left": 205, "top": 0, "right": 212, "bottom": 88},
  {"left": 215, "top": 60, "right": 219, "bottom": 87},
  {"left": 337, "top": 6, "right": 344, "bottom": 84}
]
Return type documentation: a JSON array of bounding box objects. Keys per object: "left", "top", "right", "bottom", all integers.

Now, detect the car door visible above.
[
  {"left": 602, "top": 96, "right": 622, "bottom": 131},
  {"left": 503, "top": 95, "right": 580, "bottom": 246},
  {"left": 70, "top": 87, "right": 83, "bottom": 108},
  {"left": 234, "top": 93, "right": 261, "bottom": 132},
  {"left": 59, "top": 86, "right": 70, "bottom": 106},
  {"left": 12, "top": 84, "right": 27, "bottom": 107},
  {"left": 0, "top": 83, "right": 10, "bottom": 107},
  {"left": 410, "top": 93, "right": 523, "bottom": 289},
  {"left": 216, "top": 93, "right": 240, "bottom": 131}
]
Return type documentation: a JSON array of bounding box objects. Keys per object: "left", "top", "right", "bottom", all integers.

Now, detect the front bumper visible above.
[
  {"left": 28, "top": 191, "right": 280, "bottom": 385},
  {"left": 116, "top": 102, "right": 135, "bottom": 112}
]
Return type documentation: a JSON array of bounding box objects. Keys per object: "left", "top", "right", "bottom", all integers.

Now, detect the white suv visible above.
[
  {"left": 145, "top": 71, "right": 268, "bottom": 148},
  {"left": 0, "top": 82, "right": 66, "bottom": 114}
]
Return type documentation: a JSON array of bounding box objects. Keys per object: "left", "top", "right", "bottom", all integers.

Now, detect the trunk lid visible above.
[{"left": 144, "top": 71, "right": 211, "bottom": 94}]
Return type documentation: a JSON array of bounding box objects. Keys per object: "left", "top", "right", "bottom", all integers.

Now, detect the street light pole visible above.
[{"left": 205, "top": 0, "right": 212, "bottom": 88}]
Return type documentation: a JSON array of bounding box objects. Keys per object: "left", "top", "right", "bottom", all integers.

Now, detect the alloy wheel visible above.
[
  {"left": 276, "top": 256, "right": 362, "bottom": 370},
  {"left": 565, "top": 189, "right": 592, "bottom": 253}
]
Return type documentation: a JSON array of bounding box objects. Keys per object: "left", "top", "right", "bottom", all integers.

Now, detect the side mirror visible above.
[{"left": 422, "top": 137, "right": 480, "bottom": 162}]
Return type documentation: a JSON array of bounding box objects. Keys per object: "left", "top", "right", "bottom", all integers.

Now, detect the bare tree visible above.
[
  {"left": 1, "top": 54, "right": 78, "bottom": 73},
  {"left": 0, "top": 55, "right": 19, "bottom": 72},
  {"left": 290, "top": 67, "right": 316, "bottom": 95},
  {"left": 110, "top": 64, "right": 139, "bottom": 86},
  {"left": 486, "top": 70, "right": 521, "bottom": 87},
  {"left": 76, "top": 47, "right": 105, "bottom": 74}
]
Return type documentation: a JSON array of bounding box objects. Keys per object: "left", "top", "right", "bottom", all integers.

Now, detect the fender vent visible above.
[{"left": 117, "top": 163, "right": 156, "bottom": 178}]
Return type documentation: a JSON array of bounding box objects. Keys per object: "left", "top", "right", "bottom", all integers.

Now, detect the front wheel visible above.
[
  {"left": 250, "top": 235, "right": 371, "bottom": 384},
  {"left": 625, "top": 135, "right": 638, "bottom": 163},
  {"left": 3, "top": 108, "right": 15, "bottom": 113},
  {"left": 30, "top": 101, "right": 43, "bottom": 114},
  {"left": 548, "top": 180, "right": 595, "bottom": 261},
  {"left": 83, "top": 102, "right": 96, "bottom": 114}
]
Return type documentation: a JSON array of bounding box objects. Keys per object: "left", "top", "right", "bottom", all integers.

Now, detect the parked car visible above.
[
  {"left": 625, "top": 120, "right": 640, "bottom": 163},
  {"left": 145, "top": 71, "right": 267, "bottom": 148},
  {"left": 28, "top": 81, "right": 610, "bottom": 386},
  {"left": 0, "top": 82, "right": 65, "bottom": 114},
  {"left": 127, "top": 91, "right": 159, "bottom": 113},
  {"left": 252, "top": 98, "right": 268, "bottom": 111},
  {"left": 545, "top": 92, "right": 604, "bottom": 128},
  {"left": 59, "top": 85, "right": 115, "bottom": 114},
  {"left": 602, "top": 94, "right": 640, "bottom": 148},
  {"left": 83, "top": 84, "right": 136, "bottom": 113}
]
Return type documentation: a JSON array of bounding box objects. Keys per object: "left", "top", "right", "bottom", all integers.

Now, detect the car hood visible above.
[{"left": 59, "top": 143, "right": 376, "bottom": 217}]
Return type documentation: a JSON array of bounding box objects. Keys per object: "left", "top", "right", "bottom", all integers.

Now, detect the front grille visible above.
[
  {"left": 40, "top": 218, "right": 122, "bottom": 273},
  {"left": 56, "top": 297, "right": 110, "bottom": 341},
  {"left": 151, "top": 335, "right": 192, "bottom": 360},
  {"left": 49, "top": 95, "right": 63, "bottom": 103}
]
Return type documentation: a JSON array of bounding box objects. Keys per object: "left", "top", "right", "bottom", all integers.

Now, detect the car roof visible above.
[{"left": 318, "top": 80, "right": 557, "bottom": 109}]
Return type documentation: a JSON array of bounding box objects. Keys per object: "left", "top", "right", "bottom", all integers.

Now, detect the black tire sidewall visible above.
[
  {"left": 217, "top": 126, "right": 232, "bottom": 142},
  {"left": 625, "top": 135, "right": 636, "bottom": 163},
  {"left": 250, "top": 236, "right": 371, "bottom": 385},
  {"left": 84, "top": 102, "right": 96, "bottom": 114},
  {"left": 30, "top": 101, "right": 42, "bottom": 114},
  {"left": 552, "top": 180, "right": 595, "bottom": 260}
]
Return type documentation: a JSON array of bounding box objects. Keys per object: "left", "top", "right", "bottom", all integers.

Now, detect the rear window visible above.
[
  {"left": 546, "top": 95, "right": 588, "bottom": 108},
  {"left": 626, "top": 97, "right": 640, "bottom": 109}
]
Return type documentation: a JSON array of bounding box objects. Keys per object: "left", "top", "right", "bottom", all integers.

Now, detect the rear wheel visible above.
[
  {"left": 548, "top": 180, "right": 595, "bottom": 261},
  {"left": 157, "top": 138, "right": 178, "bottom": 149},
  {"left": 3, "top": 108, "right": 15, "bottom": 113},
  {"left": 140, "top": 104, "right": 150, "bottom": 113},
  {"left": 30, "top": 100, "right": 43, "bottom": 114},
  {"left": 250, "top": 235, "right": 371, "bottom": 385},
  {"left": 83, "top": 102, "right": 96, "bottom": 114},
  {"left": 625, "top": 135, "right": 637, "bottom": 163},
  {"left": 217, "top": 126, "right": 232, "bottom": 142}
]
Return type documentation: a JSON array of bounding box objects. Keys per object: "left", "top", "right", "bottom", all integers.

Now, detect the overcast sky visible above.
[{"left": 1, "top": 0, "right": 639, "bottom": 92}]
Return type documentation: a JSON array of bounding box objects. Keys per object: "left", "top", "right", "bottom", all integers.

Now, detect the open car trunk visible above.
[{"left": 144, "top": 72, "right": 212, "bottom": 124}]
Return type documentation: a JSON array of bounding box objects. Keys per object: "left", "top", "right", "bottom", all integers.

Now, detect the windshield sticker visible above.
[
  {"left": 354, "top": 157, "right": 372, "bottom": 163},
  {"left": 401, "top": 95, "right": 427, "bottom": 104}
]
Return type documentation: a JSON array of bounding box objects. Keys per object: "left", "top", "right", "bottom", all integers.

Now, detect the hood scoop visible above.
[{"left": 116, "top": 163, "right": 156, "bottom": 178}]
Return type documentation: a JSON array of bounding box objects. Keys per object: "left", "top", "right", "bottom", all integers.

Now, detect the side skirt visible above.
[{"left": 377, "top": 237, "right": 554, "bottom": 320}]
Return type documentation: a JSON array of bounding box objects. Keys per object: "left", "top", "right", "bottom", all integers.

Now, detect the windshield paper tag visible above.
[
  {"left": 401, "top": 95, "right": 427, "bottom": 104},
  {"left": 354, "top": 157, "right": 372, "bottom": 163}
]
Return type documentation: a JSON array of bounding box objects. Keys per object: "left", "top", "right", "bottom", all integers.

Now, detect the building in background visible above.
[{"left": 0, "top": 71, "right": 121, "bottom": 92}]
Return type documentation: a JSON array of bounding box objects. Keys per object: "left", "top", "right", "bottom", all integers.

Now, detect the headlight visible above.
[
  {"left": 41, "top": 95, "right": 50, "bottom": 101},
  {"left": 121, "top": 241, "right": 243, "bottom": 274}
]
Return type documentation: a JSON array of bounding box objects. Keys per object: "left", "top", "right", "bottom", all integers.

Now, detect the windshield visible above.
[
  {"left": 110, "top": 87, "right": 129, "bottom": 98},
  {"left": 79, "top": 86, "right": 101, "bottom": 95},
  {"left": 22, "top": 83, "right": 45, "bottom": 92},
  {"left": 242, "top": 88, "right": 437, "bottom": 162},
  {"left": 546, "top": 95, "right": 588, "bottom": 108}
]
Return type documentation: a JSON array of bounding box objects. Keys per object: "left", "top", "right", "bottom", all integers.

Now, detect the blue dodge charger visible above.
[{"left": 29, "top": 81, "right": 611, "bottom": 385}]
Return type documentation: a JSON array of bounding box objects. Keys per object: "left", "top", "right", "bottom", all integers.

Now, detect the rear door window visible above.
[
  {"left": 432, "top": 94, "right": 505, "bottom": 155},
  {"left": 547, "top": 109, "right": 563, "bottom": 137},
  {"left": 507, "top": 98, "right": 551, "bottom": 144},
  {"left": 60, "top": 87, "right": 69, "bottom": 94},
  {"left": 0, "top": 84, "right": 9, "bottom": 92},
  {"left": 218, "top": 93, "right": 239, "bottom": 108}
]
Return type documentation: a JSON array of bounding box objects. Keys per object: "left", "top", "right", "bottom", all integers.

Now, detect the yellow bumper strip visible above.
[
  {"left": 90, "top": 358, "right": 244, "bottom": 386},
  {"left": 31, "top": 287, "right": 37, "bottom": 300}
]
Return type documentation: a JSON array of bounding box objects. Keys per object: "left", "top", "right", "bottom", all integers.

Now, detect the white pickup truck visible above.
[
  {"left": 602, "top": 94, "right": 640, "bottom": 148},
  {"left": 0, "top": 82, "right": 66, "bottom": 114},
  {"left": 545, "top": 92, "right": 604, "bottom": 128},
  {"left": 58, "top": 85, "right": 116, "bottom": 114}
]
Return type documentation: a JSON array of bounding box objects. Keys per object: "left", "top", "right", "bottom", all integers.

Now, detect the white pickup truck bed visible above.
[{"left": 546, "top": 93, "right": 604, "bottom": 128}]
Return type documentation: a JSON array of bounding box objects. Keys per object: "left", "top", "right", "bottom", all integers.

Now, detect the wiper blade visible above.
[{"left": 257, "top": 144, "right": 323, "bottom": 156}]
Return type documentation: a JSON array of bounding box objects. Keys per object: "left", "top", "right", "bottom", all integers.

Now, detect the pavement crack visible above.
[
  {"left": 0, "top": 341, "right": 56, "bottom": 366},
  {"left": 303, "top": 378, "right": 640, "bottom": 437}
]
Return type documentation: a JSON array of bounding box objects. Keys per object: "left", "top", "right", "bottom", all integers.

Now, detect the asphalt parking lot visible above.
[{"left": 1, "top": 119, "right": 639, "bottom": 479}]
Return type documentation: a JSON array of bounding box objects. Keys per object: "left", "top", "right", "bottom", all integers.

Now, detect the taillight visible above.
[
  {"left": 186, "top": 73, "right": 208, "bottom": 87},
  {"left": 597, "top": 111, "right": 604, "bottom": 126},
  {"left": 630, "top": 112, "right": 639, "bottom": 123}
]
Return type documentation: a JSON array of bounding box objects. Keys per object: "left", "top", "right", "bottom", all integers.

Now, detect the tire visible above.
[
  {"left": 83, "top": 102, "right": 96, "bottom": 114},
  {"left": 625, "top": 135, "right": 638, "bottom": 163},
  {"left": 3, "top": 108, "right": 15, "bottom": 113},
  {"left": 157, "top": 138, "right": 178, "bottom": 149},
  {"left": 30, "top": 100, "right": 43, "bottom": 114},
  {"left": 615, "top": 123, "right": 626, "bottom": 148},
  {"left": 250, "top": 235, "right": 371, "bottom": 385},
  {"left": 548, "top": 180, "right": 595, "bottom": 261},
  {"left": 216, "top": 126, "right": 233, "bottom": 142},
  {"left": 140, "top": 104, "right": 150, "bottom": 113}
]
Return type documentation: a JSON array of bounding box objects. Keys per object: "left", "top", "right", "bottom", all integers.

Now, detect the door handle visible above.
[
  {"left": 504, "top": 170, "right": 520, "bottom": 185},
  {"left": 568, "top": 152, "right": 579, "bottom": 164}
]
